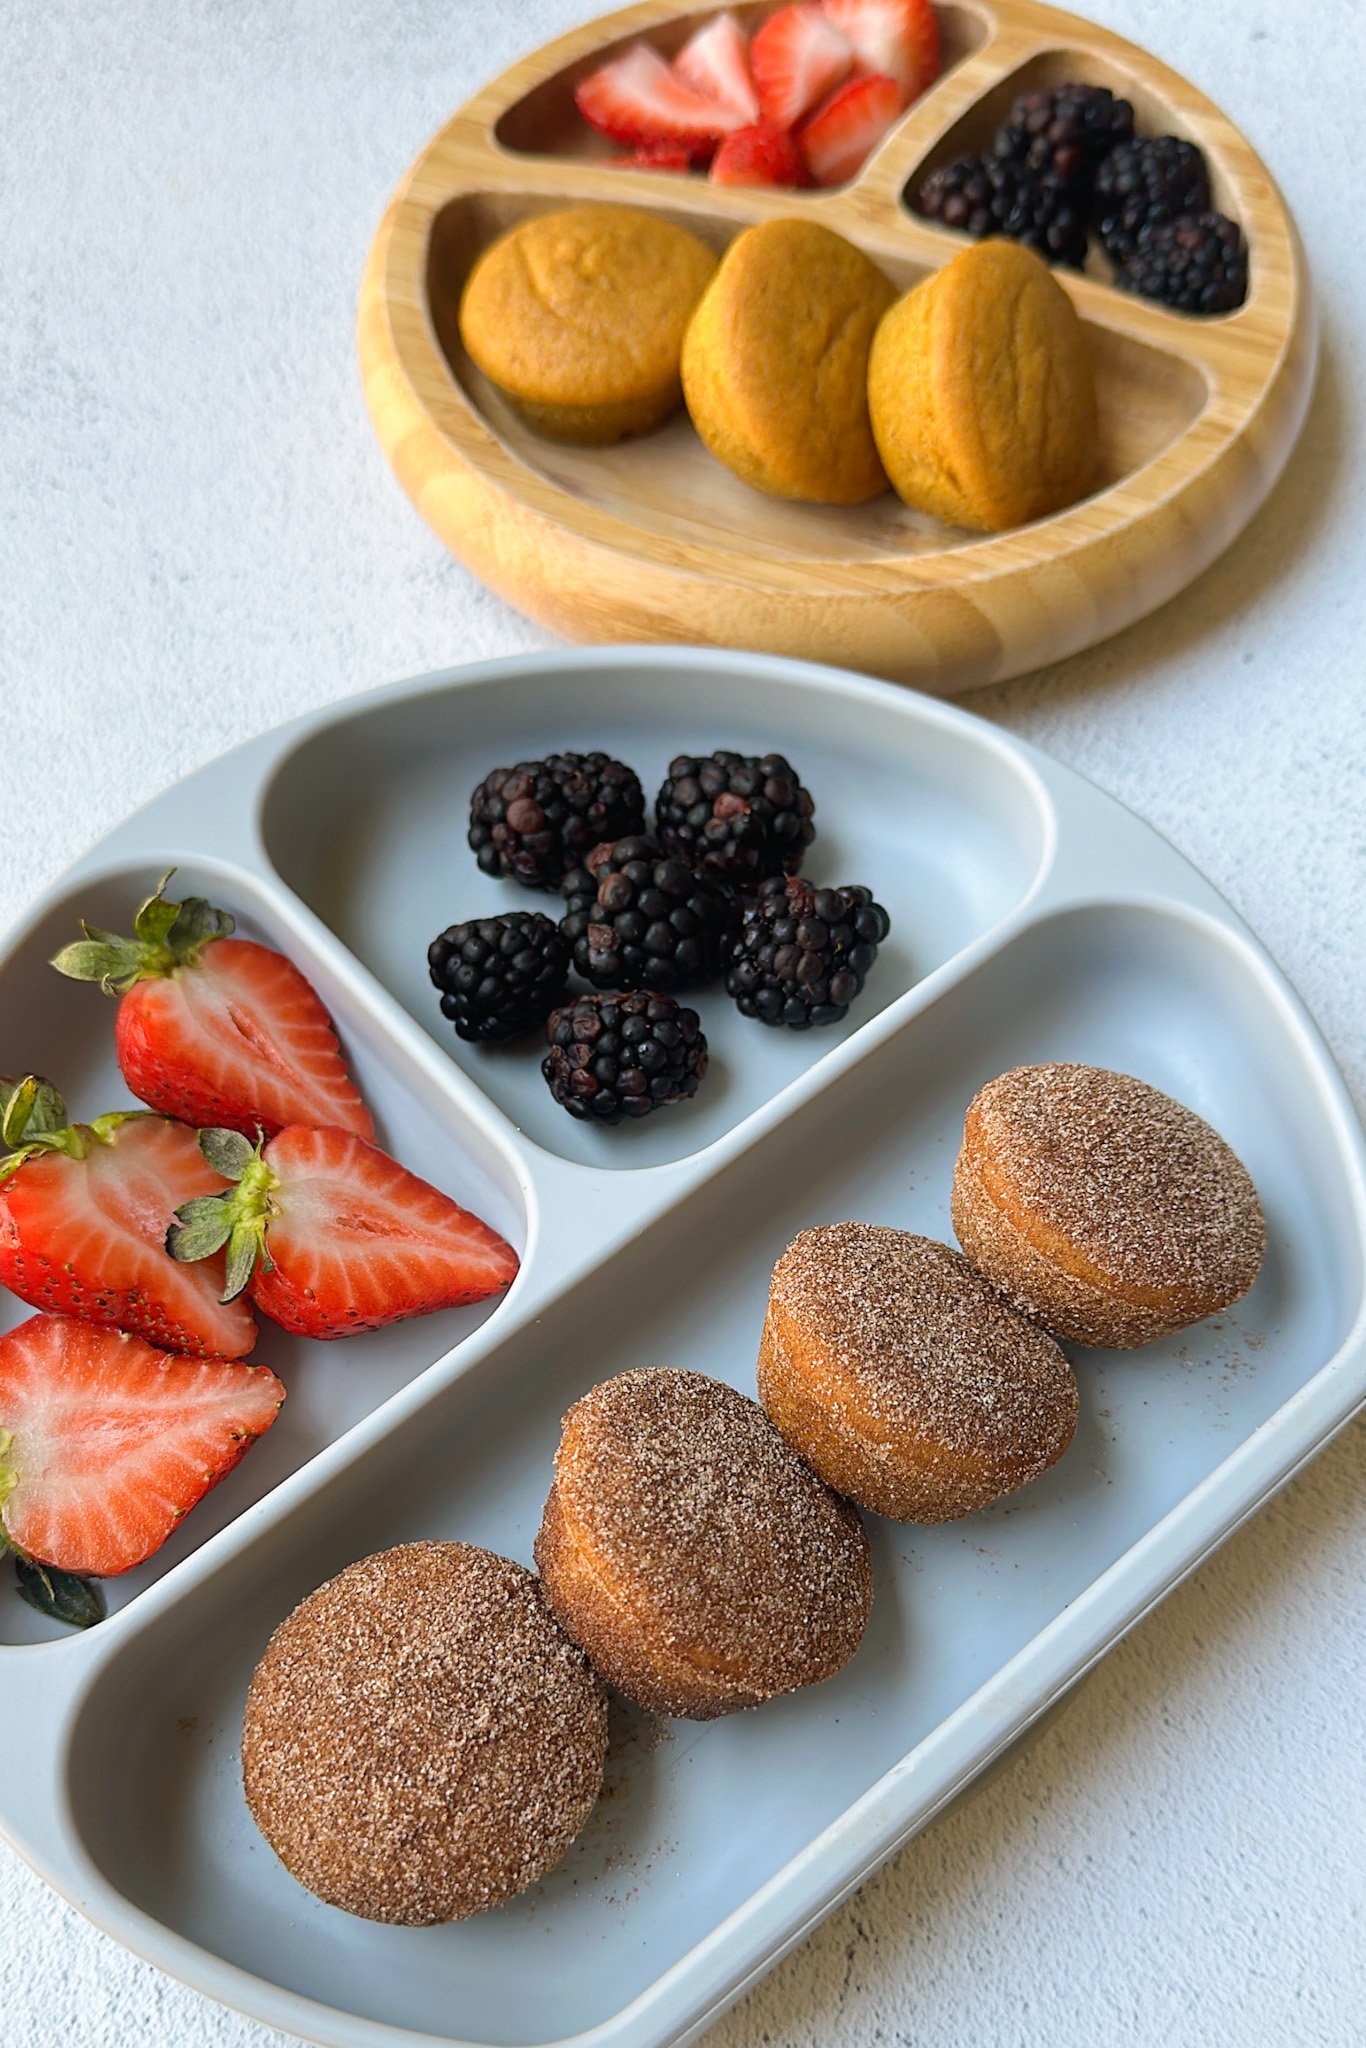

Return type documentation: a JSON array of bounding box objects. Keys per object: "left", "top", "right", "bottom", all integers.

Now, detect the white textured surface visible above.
[{"left": 1, "top": 0, "right": 1363, "bottom": 2043}]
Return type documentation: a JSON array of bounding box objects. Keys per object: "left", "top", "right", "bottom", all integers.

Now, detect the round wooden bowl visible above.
[{"left": 358, "top": 0, "right": 1315, "bottom": 694}]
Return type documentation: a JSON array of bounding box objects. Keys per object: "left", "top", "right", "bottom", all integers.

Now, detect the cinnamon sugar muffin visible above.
[
  {"left": 242, "top": 1542, "right": 607, "bottom": 1924},
  {"left": 759, "top": 1224, "right": 1078, "bottom": 1522},
  {"left": 535, "top": 1368, "right": 871, "bottom": 1719},
  {"left": 951, "top": 1063, "right": 1265, "bottom": 1348}
]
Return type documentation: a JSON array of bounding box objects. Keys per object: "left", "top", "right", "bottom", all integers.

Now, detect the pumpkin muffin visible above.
[
  {"left": 682, "top": 218, "right": 896, "bottom": 504},
  {"left": 459, "top": 205, "right": 717, "bottom": 445},
  {"left": 868, "top": 239, "right": 1097, "bottom": 531}
]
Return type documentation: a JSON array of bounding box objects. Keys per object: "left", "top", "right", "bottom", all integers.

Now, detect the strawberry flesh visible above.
[
  {"left": 610, "top": 141, "right": 695, "bottom": 172},
  {"left": 751, "top": 4, "right": 855, "bottom": 130},
  {"left": 819, "top": 0, "right": 940, "bottom": 106},
  {"left": 800, "top": 70, "right": 903, "bottom": 185},
  {"left": 673, "top": 13, "right": 760, "bottom": 124},
  {"left": 0, "top": 1315, "right": 283, "bottom": 1577},
  {"left": 576, "top": 43, "right": 747, "bottom": 147},
  {"left": 0, "top": 1116, "right": 256, "bottom": 1359},
  {"left": 711, "top": 123, "right": 811, "bottom": 188},
  {"left": 248, "top": 1126, "right": 519, "bottom": 1340},
  {"left": 116, "top": 937, "right": 373, "bottom": 1142}
]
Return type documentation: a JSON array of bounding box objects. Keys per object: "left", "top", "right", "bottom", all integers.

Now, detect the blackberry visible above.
[
  {"left": 991, "top": 82, "right": 1135, "bottom": 186},
  {"left": 543, "top": 991, "right": 707, "bottom": 1123},
  {"left": 1094, "top": 136, "right": 1211, "bottom": 263},
  {"left": 1117, "top": 211, "right": 1248, "bottom": 314},
  {"left": 726, "top": 877, "right": 891, "bottom": 1029},
  {"left": 468, "top": 752, "right": 645, "bottom": 891},
  {"left": 914, "top": 152, "right": 1090, "bottom": 267},
  {"left": 654, "top": 749, "right": 815, "bottom": 888},
  {"left": 427, "top": 912, "right": 570, "bottom": 1044},
  {"left": 560, "top": 836, "right": 738, "bottom": 992}
]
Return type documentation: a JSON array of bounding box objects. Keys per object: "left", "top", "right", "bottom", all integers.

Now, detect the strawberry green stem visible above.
[
  {"left": 0, "top": 1076, "right": 152, "bottom": 1185},
  {"left": 165, "top": 1129, "right": 278, "bottom": 1302},
  {"left": 49, "top": 872, "right": 235, "bottom": 996}
]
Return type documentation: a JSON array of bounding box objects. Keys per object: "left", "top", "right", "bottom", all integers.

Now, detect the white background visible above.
[{"left": 2, "top": 1, "right": 1364, "bottom": 2042}]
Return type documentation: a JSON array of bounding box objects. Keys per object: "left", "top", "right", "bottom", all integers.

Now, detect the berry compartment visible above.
[
  {"left": 61, "top": 896, "right": 1363, "bottom": 2048},
  {"left": 260, "top": 652, "right": 1052, "bottom": 1168},
  {"left": 0, "top": 859, "right": 529, "bottom": 1646}
]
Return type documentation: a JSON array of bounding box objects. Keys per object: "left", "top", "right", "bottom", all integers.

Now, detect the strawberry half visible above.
[
  {"left": 800, "top": 71, "right": 903, "bottom": 185},
  {"left": 0, "top": 1314, "right": 283, "bottom": 1578},
  {"left": 52, "top": 875, "right": 373, "bottom": 1143},
  {"left": 673, "top": 12, "right": 760, "bottom": 125},
  {"left": 819, "top": 0, "right": 940, "bottom": 107},
  {"left": 610, "top": 141, "right": 695, "bottom": 172},
  {"left": 575, "top": 42, "right": 747, "bottom": 149},
  {"left": 168, "top": 1125, "right": 519, "bottom": 1341},
  {"left": 751, "top": 4, "right": 855, "bottom": 130},
  {"left": 0, "top": 1076, "right": 256, "bottom": 1359},
  {"left": 711, "top": 123, "right": 811, "bottom": 188}
]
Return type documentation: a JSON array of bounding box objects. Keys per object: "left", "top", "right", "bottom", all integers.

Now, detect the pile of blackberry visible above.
[
  {"left": 912, "top": 84, "right": 1248, "bottom": 312},
  {"left": 428, "top": 746, "right": 893, "bottom": 1125}
]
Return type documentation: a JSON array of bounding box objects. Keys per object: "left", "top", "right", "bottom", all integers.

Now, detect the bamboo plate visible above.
[{"left": 359, "top": 0, "right": 1315, "bottom": 693}]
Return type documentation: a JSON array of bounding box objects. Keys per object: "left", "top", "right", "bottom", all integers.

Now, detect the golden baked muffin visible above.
[
  {"left": 535, "top": 1367, "right": 872, "bottom": 1719},
  {"left": 868, "top": 239, "right": 1097, "bottom": 531},
  {"left": 458, "top": 205, "right": 717, "bottom": 445},
  {"left": 242, "top": 1542, "right": 607, "bottom": 1924},
  {"left": 951, "top": 1063, "right": 1266, "bottom": 1349},
  {"left": 681, "top": 218, "right": 896, "bottom": 504},
  {"left": 759, "top": 1224, "right": 1078, "bottom": 1522}
]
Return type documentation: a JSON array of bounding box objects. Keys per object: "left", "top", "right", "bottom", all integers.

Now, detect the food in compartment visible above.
[
  {"left": 457, "top": 206, "right": 717, "bottom": 446},
  {"left": 725, "top": 876, "right": 890, "bottom": 1029},
  {"left": 542, "top": 989, "right": 708, "bottom": 1123},
  {"left": 535, "top": 1367, "right": 872, "bottom": 1717},
  {"left": 682, "top": 218, "right": 895, "bottom": 504},
  {"left": 655, "top": 750, "right": 816, "bottom": 887},
  {"left": 166, "top": 1124, "right": 518, "bottom": 1339},
  {"left": 560, "top": 835, "right": 739, "bottom": 991},
  {"left": 951, "top": 1062, "right": 1266, "bottom": 1348},
  {"left": 469, "top": 750, "right": 646, "bottom": 890},
  {"left": 0, "top": 1313, "right": 283, "bottom": 1577},
  {"left": 242, "top": 1542, "right": 607, "bottom": 1924},
  {"left": 428, "top": 911, "right": 572, "bottom": 1044},
  {"left": 868, "top": 238, "right": 1097, "bottom": 530},
  {"left": 51, "top": 874, "right": 374, "bottom": 1141},
  {"left": 0, "top": 1075, "right": 257, "bottom": 1359}
]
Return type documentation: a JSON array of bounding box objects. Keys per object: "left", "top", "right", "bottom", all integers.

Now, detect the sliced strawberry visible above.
[
  {"left": 610, "top": 141, "right": 695, "bottom": 172},
  {"left": 0, "top": 1077, "right": 256, "bottom": 1359},
  {"left": 0, "top": 1314, "right": 283, "bottom": 1578},
  {"left": 820, "top": 0, "right": 940, "bottom": 105},
  {"left": 711, "top": 122, "right": 811, "bottom": 187},
  {"left": 751, "top": 4, "right": 855, "bottom": 130},
  {"left": 800, "top": 70, "right": 902, "bottom": 184},
  {"left": 673, "top": 12, "right": 760, "bottom": 124},
  {"left": 168, "top": 1125, "right": 520, "bottom": 1342},
  {"left": 576, "top": 42, "right": 746, "bottom": 148},
  {"left": 52, "top": 876, "right": 373, "bottom": 1143}
]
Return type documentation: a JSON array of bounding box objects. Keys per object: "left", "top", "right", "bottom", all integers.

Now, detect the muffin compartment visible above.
[
  {"left": 0, "top": 858, "right": 529, "bottom": 1645},
  {"left": 491, "top": 3, "right": 991, "bottom": 174},
  {"left": 64, "top": 894, "right": 1361, "bottom": 2046},
  {"left": 260, "top": 652, "right": 1051, "bottom": 1169}
]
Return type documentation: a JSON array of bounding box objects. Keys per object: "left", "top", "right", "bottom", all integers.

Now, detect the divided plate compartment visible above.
[
  {"left": 2, "top": 646, "right": 1364, "bottom": 2048},
  {"left": 359, "top": 0, "right": 1317, "bottom": 694}
]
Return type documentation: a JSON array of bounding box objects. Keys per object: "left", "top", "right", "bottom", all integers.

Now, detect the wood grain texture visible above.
[{"left": 358, "top": 0, "right": 1315, "bottom": 693}]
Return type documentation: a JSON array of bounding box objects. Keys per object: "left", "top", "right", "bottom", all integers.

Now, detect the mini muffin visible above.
[
  {"left": 535, "top": 1367, "right": 871, "bottom": 1718},
  {"left": 459, "top": 205, "right": 717, "bottom": 444},
  {"left": 759, "top": 1224, "right": 1078, "bottom": 1522},
  {"left": 868, "top": 239, "right": 1097, "bottom": 531},
  {"left": 951, "top": 1063, "right": 1265, "bottom": 1349},
  {"left": 681, "top": 218, "right": 896, "bottom": 504},
  {"left": 242, "top": 1541, "right": 607, "bottom": 1924}
]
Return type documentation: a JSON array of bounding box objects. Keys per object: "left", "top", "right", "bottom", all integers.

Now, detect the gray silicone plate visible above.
[{"left": 1, "top": 648, "right": 1362, "bottom": 2048}]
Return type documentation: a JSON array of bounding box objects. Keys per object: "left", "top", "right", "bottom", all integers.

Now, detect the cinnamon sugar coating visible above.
[
  {"left": 242, "top": 1541, "right": 607, "bottom": 1924},
  {"left": 759, "top": 1224, "right": 1078, "bottom": 1522},
  {"left": 535, "top": 1368, "right": 871, "bottom": 1719},
  {"left": 952, "top": 1064, "right": 1265, "bottom": 1348}
]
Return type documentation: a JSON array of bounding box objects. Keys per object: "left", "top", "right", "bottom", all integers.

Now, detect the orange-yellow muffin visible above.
[
  {"left": 868, "top": 239, "right": 1097, "bottom": 531},
  {"left": 951, "top": 1064, "right": 1266, "bottom": 1349},
  {"left": 759, "top": 1224, "right": 1078, "bottom": 1522},
  {"left": 535, "top": 1367, "right": 872, "bottom": 1719},
  {"left": 458, "top": 205, "right": 717, "bottom": 445},
  {"left": 681, "top": 218, "right": 895, "bottom": 504}
]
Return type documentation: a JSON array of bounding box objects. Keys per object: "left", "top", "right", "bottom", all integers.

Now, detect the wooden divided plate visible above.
[{"left": 359, "top": 0, "right": 1316, "bottom": 692}]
